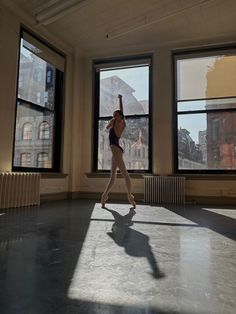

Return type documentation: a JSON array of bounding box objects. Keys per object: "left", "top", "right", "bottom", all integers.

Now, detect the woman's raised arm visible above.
[{"left": 118, "top": 94, "right": 123, "bottom": 112}]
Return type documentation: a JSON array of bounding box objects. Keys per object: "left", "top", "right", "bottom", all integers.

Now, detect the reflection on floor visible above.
[{"left": 0, "top": 200, "right": 235, "bottom": 314}]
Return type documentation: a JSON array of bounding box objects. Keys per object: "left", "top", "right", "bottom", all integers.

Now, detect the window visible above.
[
  {"left": 20, "top": 153, "right": 31, "bottom": 167},
  {"left": 47, "top": 67, "right": 53, "bottom": 85},
  {"left": 174, "top": 48, "right": 236, "bottom": 173},
  {"left": 37, "top": 152, "right": 50, "bottom": 168},
  {"left": 13, "top": 29, "right": 65, "bottom": 171},
  {"left": 39, "top": 121, "right": 50, "bottom": 139},
  {"left": 22, "top": 122, "right": 32, "bottom": 140},
  {"left": 94, "top": 55, "right": 152, "bottom": 172}
]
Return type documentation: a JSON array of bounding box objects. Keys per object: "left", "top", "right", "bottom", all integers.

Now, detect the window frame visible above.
[
  {"left": 93, "top": 54, "right": 153, "bottom": 173},
  {"left": 173, "top": 45, "right": 236, "bottom": 174},
  {"left": 12, "top": 27, "right": 65, "bottom": 173}
]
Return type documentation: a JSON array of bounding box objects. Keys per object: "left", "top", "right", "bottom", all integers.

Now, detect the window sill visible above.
[
  {"left": 41, "top": 173, "right": 68, "bottom": 179},
  {"left": 86, "top": 172, "right": 148, "bottom": 179}
]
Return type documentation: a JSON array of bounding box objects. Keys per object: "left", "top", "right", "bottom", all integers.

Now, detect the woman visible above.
[{"left": 101, "top": 94, "right": 136, "bottom": 209}]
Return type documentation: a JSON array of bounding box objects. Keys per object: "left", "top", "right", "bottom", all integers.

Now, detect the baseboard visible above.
[
  {"left": 186, "top": 195, "right": 236, "bottom": 206},
  {"left": 40, "top": 192, "right": 236, "bottom": 206},
  {"left": 70, "top": 191, "right": 144, "bottom": 202},
  {"left": 40, "top": 192, "right": 70, "bottom": 202}
]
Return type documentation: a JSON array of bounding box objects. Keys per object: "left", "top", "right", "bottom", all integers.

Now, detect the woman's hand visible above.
[{"left": 106, "top": 118, "right": 115, "bottom": 129}]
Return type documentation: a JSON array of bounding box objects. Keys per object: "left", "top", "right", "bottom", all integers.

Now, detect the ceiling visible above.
[{"left": 4, "top": 0, "right": 236, "bottom": 56}]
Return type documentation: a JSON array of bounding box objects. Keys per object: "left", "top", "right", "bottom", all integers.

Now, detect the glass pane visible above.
[
  {"left": 177, "top": 54, "right": 236, "bottom": 101},
  {"left": 178, "top": 98, "right": 236, "bottom": 112},
  {"left": 178, "top": 112, "right": 236, "bottom": 170},
  {"left": 13, "top": 101, "right": 54, "bottom": 169},
  {"left": 99, "top": 66, "right": 149, "bottom": 117},
  {"left": 98, "top": 117, "right": 149, "bottom": 170},
  {"left": 98, "top": 119, "right": 112, "bottom": 170},
  {"left": 18, "top": 39, "right": 55, "bottom": 110}
]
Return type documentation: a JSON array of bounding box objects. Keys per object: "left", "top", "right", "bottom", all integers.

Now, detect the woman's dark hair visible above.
[{"left": 114, "top": 109, "right": 124, "bottom": 119}]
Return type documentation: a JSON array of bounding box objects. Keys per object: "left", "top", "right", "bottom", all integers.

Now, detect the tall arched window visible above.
[
  {"left": 22, "top": 123, "right": 32, "bottom": 140},
  {"left": 39, "top": 121, "right": 50, "bottom": 139},
  {"left": 20, "top": 153, "right": 31, "bottom": 167},
  {"left": 37, "top": 152, "right": 50, "bottom": 168}
]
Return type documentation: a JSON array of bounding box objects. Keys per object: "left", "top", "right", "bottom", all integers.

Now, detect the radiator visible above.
[
  {"left": 0, "top": 172, "right": 40, "bottom": 209},
  {"left": 144, "top": 176, "right": 185, "bottom": 205}
]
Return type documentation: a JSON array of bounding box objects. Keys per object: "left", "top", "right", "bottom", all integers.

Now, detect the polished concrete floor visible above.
[{"left": 0, "top": 199, "right": 236, "bottom": 314}]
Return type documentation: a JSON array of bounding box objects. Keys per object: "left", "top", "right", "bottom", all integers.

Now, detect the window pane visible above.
[
  {"left": 99, "top": 66, "right": 149, "bottom": 117},
  {"left": 177, "top": 54, "right": 236, "bottom": 101},
  {"left": 98, "top": 118, "right": 149, "bottom": 170},
  {"left": 18, "top": 39, "right": 55, "bottom": 110},
  {"left": 178, "top": 112, "right": 236, "bottom": 170},
  {"left": 20, "top": 153, "right": 31, "bottom": 167},
  {"left": 37, "top": 153, "right": 50, "bottom": 168},
  {"left": 178, "top": 114, "right": 207, "bottom": 169},
  {"left": 178, "top": 98, "right": 236, "bottom": 112},
  {"left": 98, "top": 119, "right": 111, "bottom": 170},
  {"left": 22, "top": 31, "right": 65, "bottom": 72},
  {"left": 13, "top": 101, "right": 54, "bottom": 169},
  {"left": 22, "top": 122, "right": 33, "bottom": 140},
  {"left": 39, "top": 122, "right": 50, "bottom": 139}
]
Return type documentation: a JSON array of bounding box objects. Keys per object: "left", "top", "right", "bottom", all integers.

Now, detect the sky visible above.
[
  {"left": 178, "top": 113, "right": 206, "bottom": 143},
  {"left": 100, "top": 66, "right": 149, "bottom": 100}
]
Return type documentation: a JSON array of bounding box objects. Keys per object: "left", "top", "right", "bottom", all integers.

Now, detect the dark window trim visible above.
[
  {"left": 172, "top": 44, "right": 236, "bottom": 175},
  {"left": 20, "top": 25, "right": 66, "bottom": 58},
  {"left": 92, "top": 54, "right": 153, "bottom": 173},
  {"left": 12, "top": 27, "right": 64, "bottom": 173},
  {"left": 178, "top": 107, "right": 236, "bottom": 115}
]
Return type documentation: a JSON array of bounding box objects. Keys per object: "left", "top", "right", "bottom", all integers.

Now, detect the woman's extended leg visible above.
[
  {"left": 110, "top": 145, "right": 136, "bottom": 208},
  {"left": 101, "top": 155, "right": 118, "bottom": 208}
]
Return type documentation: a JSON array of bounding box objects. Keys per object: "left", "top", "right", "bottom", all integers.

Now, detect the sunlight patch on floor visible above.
[{"left": 67, "top": 203, "right": 211, "bottom": 312}]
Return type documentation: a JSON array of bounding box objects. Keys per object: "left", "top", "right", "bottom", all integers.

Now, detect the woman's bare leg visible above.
[
  {"left": 101, "top": 155, "right": 118, "bottom": 208},
  {"left": 110, "top": 145, "right": 136, "bottom": 208}
]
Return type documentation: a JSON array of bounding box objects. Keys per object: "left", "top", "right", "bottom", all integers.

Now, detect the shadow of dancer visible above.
[{"left": 105, "top": 207, "right": 165, "bottom": 279}]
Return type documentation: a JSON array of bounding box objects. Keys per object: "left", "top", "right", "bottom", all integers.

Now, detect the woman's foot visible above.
[
  {"left": 128, "top": 194, "right": 136, "bottom": 209},
  {"left": 101, "top": 193, "right": 108, "bottom": 208},
  {"left": 129, "top": 207, "right": 136, "bottom": 215}
]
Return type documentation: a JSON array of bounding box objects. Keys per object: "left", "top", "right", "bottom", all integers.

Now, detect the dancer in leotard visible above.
[{"left": 101, "top": 94, "right": 136, "bottom": 209}]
